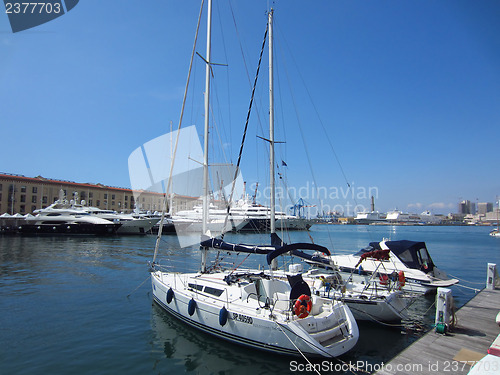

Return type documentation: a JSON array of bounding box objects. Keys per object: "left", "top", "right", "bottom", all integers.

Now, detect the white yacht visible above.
[
  {"left": 229, "top": 197, "right": 313, "bottom": 232},
  {"left": 354, "top": 211, "right": 386, "bottom": 224},
  {"left": 328, "top": 240, "right": 459, "bottom": 294},
  {"left": 152, "top": 240, "right": 359, "bottom": 357},
  {"left": 171, "top": 203, "right": 248, "bottom": 234},
  {"left": 20, "top": 201, "right": 120, "bottom": 235},
  {"left": 83, "top": 207, "right": 159, "bottom": 235},
  {"left": 386, "top": 211, "right": 421, "bottom": 224}
]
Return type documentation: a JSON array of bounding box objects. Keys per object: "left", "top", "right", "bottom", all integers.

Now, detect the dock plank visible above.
[{"left": 375, "top": 289, "right": 500, "bottom": 375}]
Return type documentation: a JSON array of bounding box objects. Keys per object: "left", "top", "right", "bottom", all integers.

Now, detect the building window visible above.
[
  {"left": 21, "top": 186, "right": 26, "bottom": 193},
  {"left": 0, "top": 184, "right": 2, "bottom": 191},
  {"left": 32, "top": 196, "right": 37, "bottom": 203},
  {"left": 124, "top": 202, "right": 128, "bottom": 209},
  {"left": 125, "top": 196, "right": 128, "bottom": 201},
  {"left": 20, "top": 205, "right": 25, "bottom": 213},
  {"left": 42, "top": 196, "right": 48, "bottom": 204},
  {"left": 31, "top": 205, "right": 36, "bottom": 212},
  {"left": 20, "top": 195, "right": 26, "bottom": 202},
  {"left": 96, "top": 200, "right": 100, "bottom": 207},
  {"left": 32, "top": 187, "right": 37, "bottom": 194},
  {"left": 88, "top": 199, "right": 93, "bottom": 206},
  {"left": 111, "top": 194, "right": 115, "bottom": 200},
  {"left": 111, "top": 201, "right": 115, "bottom": 206},
  {"left": 104, "top": 193, "right": 108, "bottom": 199},
  {"left": 89, "top": 192, "right": 93, "bottom": 198}
]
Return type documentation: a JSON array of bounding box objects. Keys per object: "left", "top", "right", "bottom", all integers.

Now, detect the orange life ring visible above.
[
  {"left": 294, "top": 294, "right": 312, "bottom": 319},
  {"left": 379, "top": 274, "right": 389, "bottom": 286},
  {"left": 398, "top": 271, "right": 405, "bottom": 289}
]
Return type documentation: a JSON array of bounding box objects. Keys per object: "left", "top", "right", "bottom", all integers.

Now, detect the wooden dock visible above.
[{"left": 375, "top": 288, "right": 500, "bottom": 375}]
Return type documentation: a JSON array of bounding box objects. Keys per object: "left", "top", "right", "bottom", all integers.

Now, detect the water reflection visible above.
[{"left": 150, "top": 303, "right": 292, "bottom": 374}]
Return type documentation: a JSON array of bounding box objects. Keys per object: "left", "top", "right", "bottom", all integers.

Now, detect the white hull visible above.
[
  {"left": 117, "top": 218, "right": 158, "bottom": 234},
  {"left": 151, "top": 270, "right": 358, "bottom": 358},
  {"left": 332, "top": 254, "right": 458, "bottom": 294},
  {"left": 270, "top": 268, "right": 411, "bottom": 323},
  {"left": 490, "top": 230, "right": 500, "bottom": 237}
]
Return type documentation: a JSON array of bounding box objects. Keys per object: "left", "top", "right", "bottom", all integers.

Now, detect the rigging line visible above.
[
  {"left": 126, "top": 275, "right": 151, "bottom": 298},
  {"left": 214, "top": 0, "right": 233, "bottom": 161},
  {"left": 153, "top": 0, "right": 204, "bottom": 263},
  {"left": 276, "top": 35, "right": 333, "bottom": 245},
  {"left": 209, "top": 86, "right": 231, "bottom": 165},
  {"left": 228, "top": 0, "right": 265, "bottom": 131},
  {"left": 274, "top": 24, "right": 370, "bottom": 248},
  {"left": 221, "top": 22, "right": 269, "bottom": 238},
  {"left": 274, "top": 26, "right": 350, "bottom": 191}
]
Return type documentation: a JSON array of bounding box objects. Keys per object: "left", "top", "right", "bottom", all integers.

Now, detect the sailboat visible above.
[
  {"left": 490, "top": 200, "right": 500, "bottom": 237},
  {"left": 150, "top": 3, "right": 358, "bottom": 358}
]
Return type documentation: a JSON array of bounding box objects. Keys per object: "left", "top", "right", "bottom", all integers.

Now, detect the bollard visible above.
[
  {"left": 435, "top": 287, "right": 453, "bottom": 333},
  {"left": 487, "top": 263, "right": 498, "bottom": 290}
]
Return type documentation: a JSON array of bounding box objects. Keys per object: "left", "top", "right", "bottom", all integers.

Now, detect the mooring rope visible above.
[{"left": 275, "top": 322, "right": 321, "bottom": 375}]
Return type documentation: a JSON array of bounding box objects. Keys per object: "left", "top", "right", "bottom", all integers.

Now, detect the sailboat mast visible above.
[
  {"left": 268, "top": 9, "right": 275, "bottom": 235},
  {"left": 201, "top": 0, "right": 212, "bottom": 272}
]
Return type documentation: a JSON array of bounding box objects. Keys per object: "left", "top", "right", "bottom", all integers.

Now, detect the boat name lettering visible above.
[{"left": 232, "top": 313, "right": 253, "bottom": 324}]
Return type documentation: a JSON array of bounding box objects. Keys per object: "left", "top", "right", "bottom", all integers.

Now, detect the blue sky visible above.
[{"left": 1, "top": 0, "right": 499, "bottom": 215}]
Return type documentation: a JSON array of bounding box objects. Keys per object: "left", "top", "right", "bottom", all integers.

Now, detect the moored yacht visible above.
[
  {"left": 19, "top": 201, "right": 120, "bottom": 235},
  {"left": 152, "top": 240, "right": 359, "bottom": 357},
  {"left": 83, "top": 207, "right": 159, "bottom": 234},
  {"left": 328, "top": 240, "right": 459, "bottom": 294}
]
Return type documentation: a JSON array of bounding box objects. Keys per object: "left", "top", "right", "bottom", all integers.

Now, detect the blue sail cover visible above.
[
  {"left": 200, "top": 237, "right": 276, "bottom": 254},
  {"left": 200, "top": 234, "right": 331, "bottom": 266},
  {"left": 266, "top": 243, "right": 331, "bottom": 265}
]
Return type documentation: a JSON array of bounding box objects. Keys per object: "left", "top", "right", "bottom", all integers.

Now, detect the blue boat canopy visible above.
[{"left": 356, "top": 240, "right": 435, "bottom": 273}]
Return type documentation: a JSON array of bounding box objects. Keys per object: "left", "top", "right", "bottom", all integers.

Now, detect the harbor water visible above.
[{"left": 1, "top": 225, "right": 499, "bottom": 374}]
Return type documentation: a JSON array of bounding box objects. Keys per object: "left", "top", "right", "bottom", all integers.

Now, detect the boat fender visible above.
[
  {"left": 379, "top": 274, "right": 389, "bottom": 286},
  {"left": 219, "top": 306, "right": 228, "bottom": 326},
  {"left": 166, "top": 288, "right": 174, "bottom": 304},
  {"left": 294, "top": 294, "right": 312, "bottom": 319},
  {"left": 398, "top": 271, "right": 406, "bottom": 289},
  {"left": 188, "top": 298, "right": 197, "bottom": 316}
]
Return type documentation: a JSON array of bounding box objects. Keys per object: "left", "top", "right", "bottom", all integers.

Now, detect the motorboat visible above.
[
  {"left": 327, "top": 240, "right": 459, "bottom": 294},
  {"left": 171, "top": 203, "right": 248, "bottom": 234},
  {"left": 19, "top": 201, "right": 120, "bottom": 235},
  {"left": 231, "top": 198, "right": 313, "bottom": 232},
  {"left": 83, "top": 207, "right": 159, "bottom": 234}
]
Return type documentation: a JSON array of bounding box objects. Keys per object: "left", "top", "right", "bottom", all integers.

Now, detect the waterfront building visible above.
[{"left": 0, "top": 172, "right": 200, "bottom": 215}]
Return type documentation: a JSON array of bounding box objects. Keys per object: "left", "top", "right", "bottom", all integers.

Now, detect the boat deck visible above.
[{"left": 375, "top": 288, "right": 500, "bottom": 375}]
